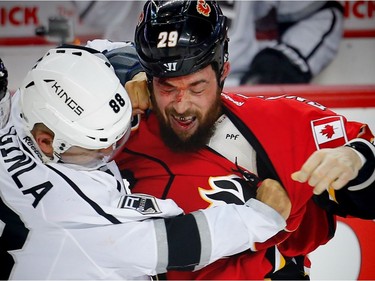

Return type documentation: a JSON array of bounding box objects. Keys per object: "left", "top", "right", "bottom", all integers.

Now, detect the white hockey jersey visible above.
[{"left": 0, "top": 91, "right": 286, "bottom": 279}]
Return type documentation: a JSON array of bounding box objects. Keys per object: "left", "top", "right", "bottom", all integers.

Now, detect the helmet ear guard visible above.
[{"left": 134, "top": 0, "right": 229, "bottom": 78}]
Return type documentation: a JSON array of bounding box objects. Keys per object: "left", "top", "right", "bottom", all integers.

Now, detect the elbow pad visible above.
[{"left": 104, "top": 44, "right": 143, "bottom": 86}]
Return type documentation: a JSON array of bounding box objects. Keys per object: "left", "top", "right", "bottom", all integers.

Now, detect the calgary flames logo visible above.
[
  {"left": 196, "top": 0, "right": 211, "bottom": 17},
  {"left": 199, "top": 175, "right": 253, "bottom": 207}
]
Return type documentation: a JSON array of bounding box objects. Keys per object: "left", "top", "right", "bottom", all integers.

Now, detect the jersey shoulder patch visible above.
[{"left": 118, "top": 194, "right": 161, "bottom": 215}]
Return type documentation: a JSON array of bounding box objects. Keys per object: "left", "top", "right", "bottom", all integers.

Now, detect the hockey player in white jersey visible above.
[
  {"left": 220, "top": 1, "right": 344, "bottom": 85},
  {"left": 0, "top": 48, "right": 289, "bottom": 279}
]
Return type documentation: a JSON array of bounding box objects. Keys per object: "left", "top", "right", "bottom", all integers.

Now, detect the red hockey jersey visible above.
[{"left": 115, "top": 92, "right": 374, "bottom": 279}]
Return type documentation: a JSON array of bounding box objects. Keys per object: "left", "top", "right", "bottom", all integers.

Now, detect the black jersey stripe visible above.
[
  {"left": 164, "top": 213, "right": 201, "bottom": 270},
  {"left": 46, "top": 165, "right": 121, "bottom": 224},
  {"left": 122, "top": 148, "right": 175, "bottom": 199},
  {"left": 101, "top": 167, "right": 123, "bottom": 192}
]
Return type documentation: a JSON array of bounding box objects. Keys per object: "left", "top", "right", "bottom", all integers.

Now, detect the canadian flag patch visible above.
[{"left": 311, "top": 116, "right": 348, "bottom": 149}]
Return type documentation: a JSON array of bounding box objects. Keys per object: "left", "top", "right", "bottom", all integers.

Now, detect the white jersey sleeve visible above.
[{"left": 0, "top": 91, "right": 285, "bottom": 280}]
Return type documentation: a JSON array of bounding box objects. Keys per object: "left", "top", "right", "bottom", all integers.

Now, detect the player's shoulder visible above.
[{"left": 221, "top": 92, "right": 327, "bottom": 113}]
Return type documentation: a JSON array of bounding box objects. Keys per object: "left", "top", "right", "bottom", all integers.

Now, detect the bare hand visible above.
[
  {"left": 125, "top": 72, "right": 151, "bottom": 116},
  {"left": 291, "top": 146, "right": 362, "bottom": 195},
  {"left": 256, "top": 179, "right": 291, "bottom": 220}
]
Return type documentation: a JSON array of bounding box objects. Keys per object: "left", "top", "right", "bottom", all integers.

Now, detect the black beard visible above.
[
  {"left": 153, "top": 96, "right": 222, "bottom": 152},
  {"left": 158, "top": 116, "right": 216, "bottom": 152}
]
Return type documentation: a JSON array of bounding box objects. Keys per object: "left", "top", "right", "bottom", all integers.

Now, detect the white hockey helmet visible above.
[{"left": 19, "top": 47, "right": 132, "bottom": 162}]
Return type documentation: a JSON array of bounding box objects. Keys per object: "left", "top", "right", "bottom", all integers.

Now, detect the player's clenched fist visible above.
[
  {"left": 125, "top": 72, "right": 151, "bottom": 116},
  {"left": 256, "top": 179, "right": 291, "bottom": 220},
  {"left": 291, "top": 146, "right": 363, "bottom": 195}
]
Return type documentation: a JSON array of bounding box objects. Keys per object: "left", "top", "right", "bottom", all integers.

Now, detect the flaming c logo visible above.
[
  {"left": 196, "top": 0, "right": 211, "bottom": 17},
  {"left": 198, "top": 175, "right": 247, "bottom": 207}
]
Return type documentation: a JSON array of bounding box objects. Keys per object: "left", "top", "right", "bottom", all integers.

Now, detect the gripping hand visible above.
[
  {"left": 257, "top": 179, "right": 291, "bottom": 220},
  {"left": 292, "top": 146, "right": 363, "bottom": 195}
]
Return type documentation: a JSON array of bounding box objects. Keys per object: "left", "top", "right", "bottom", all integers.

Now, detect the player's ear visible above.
[
  {"left": 33, "top": 130, "right": 54, "bottom": 157},
  {"left": 221, "top": 61, "right": 230, "bottom": 82}
]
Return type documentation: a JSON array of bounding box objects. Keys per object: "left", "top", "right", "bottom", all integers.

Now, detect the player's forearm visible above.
[{"left": 154, "top": 199, "right": 286, "bottom": 272}]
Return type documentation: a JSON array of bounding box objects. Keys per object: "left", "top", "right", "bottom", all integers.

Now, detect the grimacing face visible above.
[{"left": 150, "top": 64, "right": 224, "bottom": 152}]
